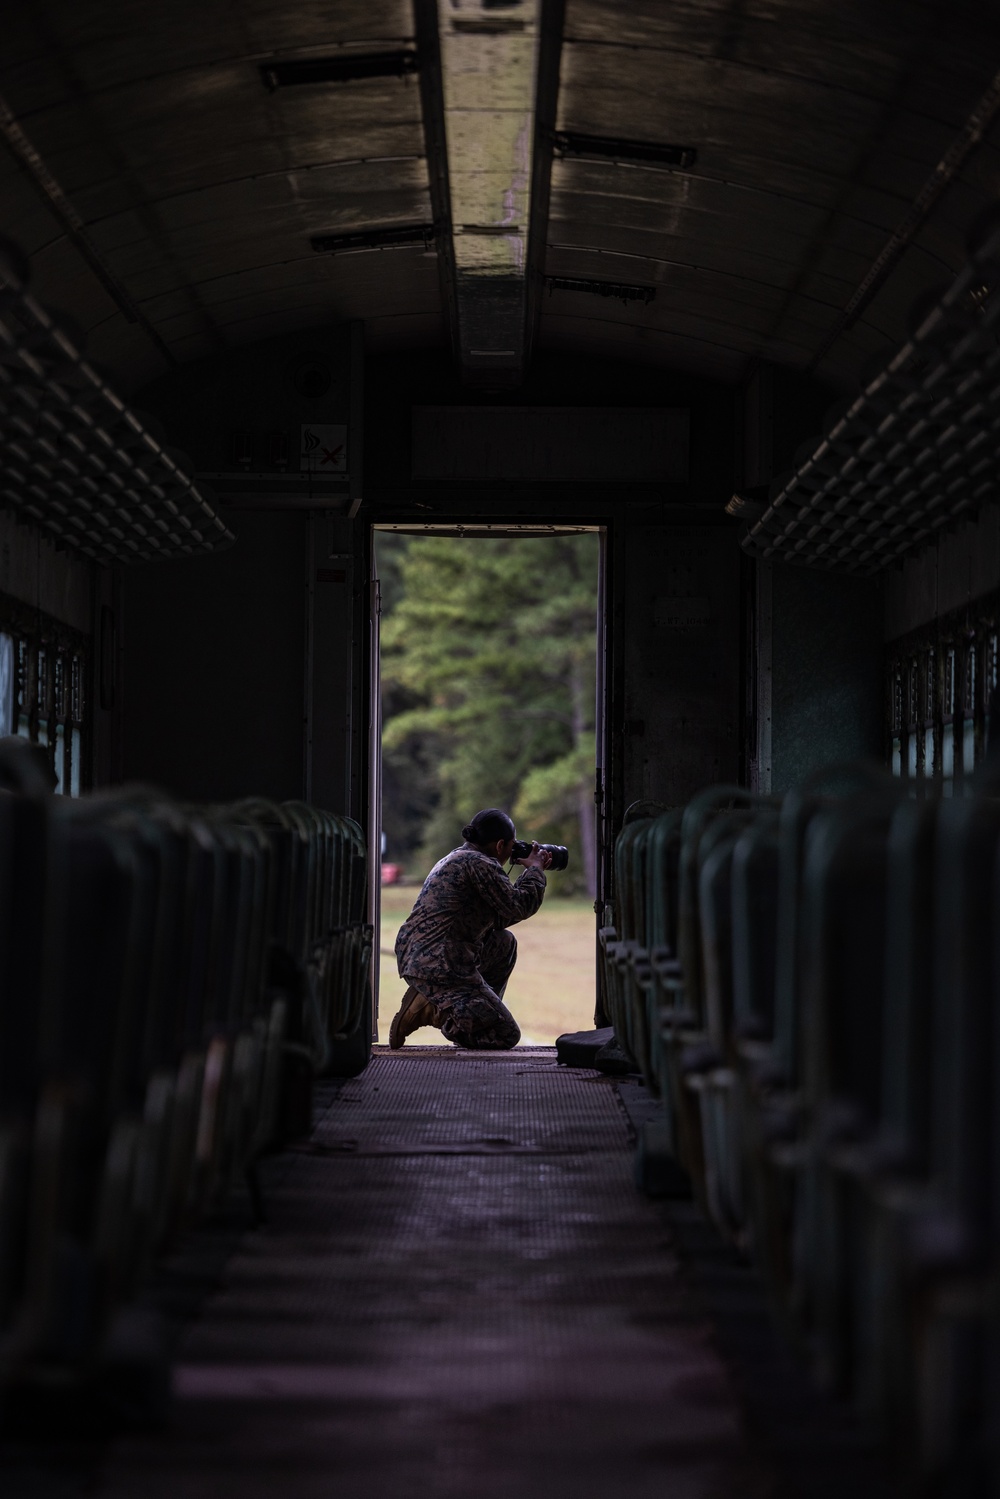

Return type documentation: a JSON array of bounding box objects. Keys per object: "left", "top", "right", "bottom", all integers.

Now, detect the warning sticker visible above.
[{"left": 300, "top": 424, "right": 347, "bottom": 473}]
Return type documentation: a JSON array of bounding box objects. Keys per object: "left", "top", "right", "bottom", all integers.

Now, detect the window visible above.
[
  {"left": 887, "top": 592, "right": 1000, "bottom": 793},
  {"left": 923, "top": 649, "right": 936, "bottom": 778},
  {"left": 941, "top": 646, "right": 956, "bottom": 793},
  {"left": 890, "top": 664, "right": 903, "bottom": 777},
  {"left": 962, "top": 642, "right": 977, "bottom": 778},
  {"left": 70, "top": 655, "right": 83, "bottom": 795},
  {"left": 0, "top": 593, "right": 89, "bottom": 794},
  {"left": 17, "top": 638, "right": 29, "bottom": 740},
  {"left": 985, "top": 631, "right": 998, "bottom": 749},
  {"left": 907, "top": 657, "right": 920, "bottom": 779},
  {"left": 0, "top": 633, "right": 13, "bottom": 737}
]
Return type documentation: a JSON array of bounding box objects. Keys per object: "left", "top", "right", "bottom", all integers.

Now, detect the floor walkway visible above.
[{"left": 9, "top": 1048, "right": 897, "bottom": 1498}]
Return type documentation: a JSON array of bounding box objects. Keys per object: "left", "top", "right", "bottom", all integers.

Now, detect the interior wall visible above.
[
  {"left": 91, "top": 565, "right": 120, "bottom": 789},
  {"left": 364, "top": 350, "right": 741, "bottom": 842},
  {"left": 770, "top": 564, "right": 884, "bottom": 793},
  {"left": 0, "top": 510, "right": 92, "bottom": 634},
  {"left": 618, "top": 521, "right": 742, "bottom": 809},
  {"left": 742, "top": 363, "right": 886, "bottom": 792},
  {"left": 122, "top": 509, "right": 307, "bottom": 803},
  {"left": 307, "top": 513, "right": 363, "bottom": 817},
  {"left": 137, "top": 327, "right": 353, "bottom": 480},
  {"left": 120, "top": 323, "right": 363, "bottom": 811},
  {"left": 364, "top": 350, "right": 735, "bottom": 509},
  {"left": 884, "top": 503, "right": 1000, "bottom": 640},
  {"left": 117, "top": 342, "right": 859, "bottom": 825}
]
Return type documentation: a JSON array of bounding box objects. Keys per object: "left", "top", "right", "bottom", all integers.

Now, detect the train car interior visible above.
[{"left": 1, "top": 2, "right": 1000, "bottom": 1495}]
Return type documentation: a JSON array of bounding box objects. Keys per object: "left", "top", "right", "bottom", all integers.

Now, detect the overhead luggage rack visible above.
[
  {"left": 740, "top": 220, "right": 1000, "bottom": 575},
  {"left": 0, "top": 257, "right": 234, "bottom": 564}
]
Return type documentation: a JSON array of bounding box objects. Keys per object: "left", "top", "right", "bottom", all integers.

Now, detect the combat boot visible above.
[{"left": 388, "top": 985, "right": 439, "bottom": 1049}]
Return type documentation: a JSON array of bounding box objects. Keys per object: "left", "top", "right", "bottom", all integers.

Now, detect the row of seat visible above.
[
  {"left": 602, "top": 764, "right": 999, "bottom": 1493},
  {"left": 0, "top": 743, "right": 371, "bottom": 1410}
]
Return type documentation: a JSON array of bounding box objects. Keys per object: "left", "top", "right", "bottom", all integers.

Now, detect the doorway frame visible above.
[{"left": 367, "top": 514, "right": 617, "bottom": 1035}]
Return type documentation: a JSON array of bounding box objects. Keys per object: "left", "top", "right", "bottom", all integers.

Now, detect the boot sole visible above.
[{"left": 388, "top": 985, "right": 421, "bottom": 1049}]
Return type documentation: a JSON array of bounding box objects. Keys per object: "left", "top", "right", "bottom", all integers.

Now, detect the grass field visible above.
[{"left": 377, "top": 884, "right": 596, "bottom": 1046}]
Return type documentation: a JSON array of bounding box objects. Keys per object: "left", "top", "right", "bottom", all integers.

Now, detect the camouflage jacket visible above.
[{"left": 395, "top": 847, "right": 546, "bottom": 983}]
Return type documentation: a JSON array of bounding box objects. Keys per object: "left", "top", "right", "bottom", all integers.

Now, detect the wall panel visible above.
[
  {"left": 123, "top": 510, "right": 306, "bottom": 803},
  {"left": 620, "top": 522, "right": 741, "bottom": 809}
]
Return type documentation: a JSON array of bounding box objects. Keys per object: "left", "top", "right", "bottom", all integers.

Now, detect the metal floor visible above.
[{"left": 10, "top": 1049, "right": 898, "bottom": 1499}]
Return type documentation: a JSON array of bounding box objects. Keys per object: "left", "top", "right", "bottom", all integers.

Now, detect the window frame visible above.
[
  {"left": 886, "top": 589, "right": 1000, "bottom": 792},
  {"left": 0, "top": 588, "right": 90, "bottom": 795}
]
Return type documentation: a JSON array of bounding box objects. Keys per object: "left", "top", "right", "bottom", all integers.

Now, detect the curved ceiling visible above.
[{"left": 1, "top": 0, "right": 999, "bottom": 394}]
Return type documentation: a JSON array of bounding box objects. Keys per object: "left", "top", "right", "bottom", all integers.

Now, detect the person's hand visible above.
[{"left": 520, "top": 841, "right": 552, "bottom": 872}]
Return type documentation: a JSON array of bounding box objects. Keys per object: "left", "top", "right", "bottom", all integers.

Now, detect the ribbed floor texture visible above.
[{"left": 6, "top": 1050, "right": 899, "bottom": 1499}]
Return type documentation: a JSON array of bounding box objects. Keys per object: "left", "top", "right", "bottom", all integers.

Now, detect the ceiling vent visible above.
[
  {"left": 552, "top": 131, "right": 697, "bottom": 170},
  {"left": 311, "top": 224, "right": 437, "bottom": 255},
  {"left": 260, "top": 51, "right": 419, "bottom": 90},
  {"left": 545, "top": 275, "right": 656, "bottom": 305}
]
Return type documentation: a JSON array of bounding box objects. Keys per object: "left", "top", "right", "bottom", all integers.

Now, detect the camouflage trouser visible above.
[{"left": 406, "top": 927, "right": 520, "bottom": 1051}]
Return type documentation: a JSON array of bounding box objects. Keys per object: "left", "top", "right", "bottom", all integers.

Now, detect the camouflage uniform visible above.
[{"left": 395, "top": 847, "right": 546, "bottom": 1050}]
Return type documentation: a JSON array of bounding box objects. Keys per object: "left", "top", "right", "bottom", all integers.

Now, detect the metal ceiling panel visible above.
[
  {"left": 0, "top": 0, "right": 438, "bottom": 386},
  {"left": 0, "top": 0, "right": 999, "bottom": 394},
  {"left": 540, "top": 311, "right": 751, "bottom": 383},
  {"left": 544, "top": 0, "right": 1000, "bottom": 383}
]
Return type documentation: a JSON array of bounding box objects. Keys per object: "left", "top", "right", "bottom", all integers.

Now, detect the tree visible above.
[{"left": 379, "top": 533, "right": 599, "bottom": 896}]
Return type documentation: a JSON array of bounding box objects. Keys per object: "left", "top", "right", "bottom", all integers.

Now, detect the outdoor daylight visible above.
[{"left": 376, "top": 530, "right": 600, "bottom": 1044}]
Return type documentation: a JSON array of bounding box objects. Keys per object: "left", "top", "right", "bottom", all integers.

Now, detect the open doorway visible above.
[{"left": 372, "top": 524, "right": 606, "bottom": 1046}]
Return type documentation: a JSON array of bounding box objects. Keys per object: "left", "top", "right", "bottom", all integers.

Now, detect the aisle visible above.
[{"left": 99, "top": 1049, "right": 767, "bottom": 1499}]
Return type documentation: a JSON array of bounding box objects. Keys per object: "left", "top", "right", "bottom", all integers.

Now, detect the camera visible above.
[{"left": 510, "top": 840, "right": 569, "bottom": 872}]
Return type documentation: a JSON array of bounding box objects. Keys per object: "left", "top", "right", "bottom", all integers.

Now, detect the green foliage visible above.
[
  {"left": 378, "top": 532, "right": 599, "bottom": 894},
  {"left": 515, "top": 743, "right": 594, "bottom": 825}
]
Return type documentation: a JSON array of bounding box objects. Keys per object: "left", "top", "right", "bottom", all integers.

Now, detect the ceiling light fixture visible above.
[{"left": 439, "top": 0, "right": 542, "bottom": 381}]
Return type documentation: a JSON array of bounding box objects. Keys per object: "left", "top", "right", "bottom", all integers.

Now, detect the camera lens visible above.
[{"left": 510, "top": 841, "right": 569, "bottom": 871}]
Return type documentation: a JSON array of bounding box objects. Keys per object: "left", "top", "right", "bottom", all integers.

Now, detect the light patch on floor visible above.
[{"left": 97, "top": 1055, "right": 765, "bottom": 1499}]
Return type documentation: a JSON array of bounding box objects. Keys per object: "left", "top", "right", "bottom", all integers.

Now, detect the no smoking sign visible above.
[{"left": 300, "top": 424, "right": 347, "bottom": 473}]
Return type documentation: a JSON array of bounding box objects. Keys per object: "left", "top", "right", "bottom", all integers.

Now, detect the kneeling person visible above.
[{"left": 389, "top": 808, "right": 552, "bottom": 1051}]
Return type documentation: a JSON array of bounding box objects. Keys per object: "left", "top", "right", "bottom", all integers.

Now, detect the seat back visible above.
[{"left": 731, "top": 810, "right": 780, "bottom": 1043}]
